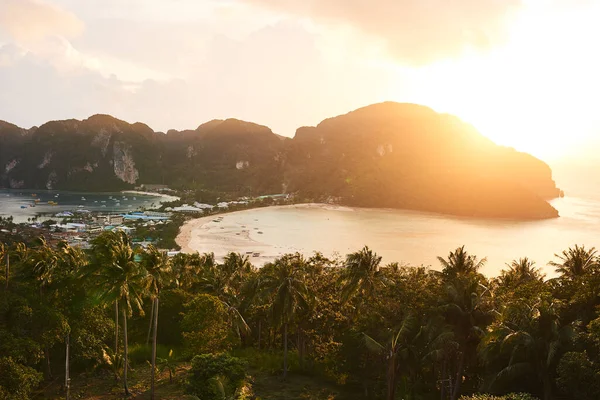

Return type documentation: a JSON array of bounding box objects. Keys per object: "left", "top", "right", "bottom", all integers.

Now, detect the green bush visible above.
[
  {"left": 557, "top": 351, "right": 600, "bottom": 400},
  {"left": 181, "top": 294, "right": 238, "bottom": 357},
  {"left": 460, "top": 394, "right": 538, "bottom": 400},
  {"left": 186, "top": 353, "right": 248, "bottom": 400},
  {"left": 0, "top": 357, "right": 43, "bottom": 400},
  {"left": 233, "top": 347, "right": 300, "bottom": 375},
  {"left": 128, "top": 343, "right": 173, "bottom": 365}
]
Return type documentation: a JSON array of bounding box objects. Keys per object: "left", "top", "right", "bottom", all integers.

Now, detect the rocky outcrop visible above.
[{"left": 113, "top": 141, "right": 139, "bottom": 184}]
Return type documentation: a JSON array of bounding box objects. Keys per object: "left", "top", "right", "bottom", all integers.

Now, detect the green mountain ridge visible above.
[{"left": 0, "top": 102, "right": 560, "bottom": 219}]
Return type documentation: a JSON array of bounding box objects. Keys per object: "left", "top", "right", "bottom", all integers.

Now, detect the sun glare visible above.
[{"left": 400, "top": 1, "right": 600, "bottom": 161}]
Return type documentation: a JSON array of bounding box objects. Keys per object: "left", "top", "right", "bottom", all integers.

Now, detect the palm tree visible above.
[
  {"left": 549, "top": 245, "right": 598, "bottom": 280},
  {"left": 261, "top": 254, "right": 312, "bottom": 380},
  {"left": 0, "top": 243, "right": 8, "bottom": 290},
  {"left": 171, "top": 252, "right": 202, "bottom": 290},
  {"left": 339, "top": 246, "right": 386, "bottom": 304},
  {"left": 438, "top": 247, "right": 492, "bottom": 400},
  {"left": 90, "top": 231, "right": 147, "bottom": 396},
  {"left": 141, "top": 245, "right": 172, "bottom": 400},
  {"left": 363, "top": 314, "right": 417, "bottom": 400},
  {"left": 438, "top": 245, "right": 487, "bottom": 278},
  {"left": 480, "top": 299, "right": 572, "bottom": 400},
  {"left": 500, "top": 258, "right": 543, "bottom": 287}
]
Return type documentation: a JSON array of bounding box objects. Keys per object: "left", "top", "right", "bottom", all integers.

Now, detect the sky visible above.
[{"left": 1, "top": 0, "right": 599, "bottom": 163}]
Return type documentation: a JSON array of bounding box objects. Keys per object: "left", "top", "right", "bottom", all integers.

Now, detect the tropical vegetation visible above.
[{"left": 2, "top": 234, "right": 600, "bottom": 399}]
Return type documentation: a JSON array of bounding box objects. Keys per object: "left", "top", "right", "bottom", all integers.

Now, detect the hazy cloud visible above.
[
  {"left": 0, "top": 22, "right": 395, "bottom": 135},
  {"left": 0, "top": 0, "right": 84, "bottom": 44},
  {"left": 241, "top": 0, "right": 523, "bottom": 64}
]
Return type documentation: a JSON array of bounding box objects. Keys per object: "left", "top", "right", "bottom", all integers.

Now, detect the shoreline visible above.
[
  {"left": 121, "top": 190, "right": 180, "bottom": 203},
  {"left": 175, "top": 203, "right": 348, "bottom": 265}
]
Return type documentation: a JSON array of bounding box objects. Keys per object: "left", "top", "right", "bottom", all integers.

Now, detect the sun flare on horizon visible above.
[{"left": 397, "top": 0, "right": 600, "bottom": 162}]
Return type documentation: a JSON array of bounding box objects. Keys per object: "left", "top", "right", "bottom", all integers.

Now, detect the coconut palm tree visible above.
[
  {"left": 363, "top": 314, "right": 417, "bottom": 400},
  {"left": 480, "top": 299, "right": 572, "bottom": 400},
  {"left": 171, "top": 252, "right": 202, "bottom": 290},
  {"left": 90, "top": 231, "right": 147, "bottom": 396},
  {"left": 261, "top": 254, "right": 312, "bottom": 380},
  {"left": 500, "top": 258, "right": 543, "bottom": 287},
  {"left": 0, "top": 243, "right": 7, "bottom": 290},
  {"left": 438, "top": 248, "right": 493, "bottom": 400},
  {"left": 549, "top": 245, "right": 598, "bottom": 281},
  {"left": 141, "top": 245, "right": 172, "bottom": 400},
  {"left": 438, "top": 245, "right": 487, "bottom": 278},
  {"left": 339, "top": 246, "right": 386, "bottom": 304}
]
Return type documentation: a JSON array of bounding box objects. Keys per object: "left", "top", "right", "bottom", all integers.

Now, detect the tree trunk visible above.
[
  {"left": 387, "top": 353, "right": 397, "bottom": 400},
  {"left": 151, "top": 297, "right": 159, "bottom": 400},
  {"left": 123, "top": 307, "right": 130, "bottom": 396},
  {"left": 542, "top": 373, "right": 553, "bottom": 400},
  {"left": 451, "top": 352, "right": 465, "bottom": 400},
  {"left": 44, "top": 345, "right": 52, "bottom": 380},
  {"left": 65, "top": 333, "right": 70, "bottom": 400},
  {"left": 258, "top": 320, "right": 262, "bottom": 350},
  {"left": 440, "top": 361, "right": 446, "bottom": 400},
  {"left": 146, "top": 298, "right": 155, "bottom": 346},
  {"left": 283, "top": 322, "right": 288, "bottom": 380},
  {"left": 114, "top": 301, "right": 119, "bottom": 356},
  {"left": 5, "top": 253, "right": 9, "bottom": 290}
]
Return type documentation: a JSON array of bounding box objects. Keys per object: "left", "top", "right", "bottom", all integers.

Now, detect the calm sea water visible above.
[
  {"left": 0, "top": 189, "right": 162, "bottom": 222},
  {"left": 190, "top": 164, "right": 600, "bottom": 278}
]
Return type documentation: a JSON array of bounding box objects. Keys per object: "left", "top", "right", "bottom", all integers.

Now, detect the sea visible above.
[
  {"left": 182, "top": 164, "right": 600, "bottom": 278},
  {"left": 0, "top": 189, "right": 163, "bottom": 222},
  {"left": 2, "top": 164, "right": 600, "bottom": 277}
]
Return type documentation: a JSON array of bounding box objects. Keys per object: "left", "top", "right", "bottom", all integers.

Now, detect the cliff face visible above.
[{"left": 0, "top": 102, "right": 561, "bottom": 219}]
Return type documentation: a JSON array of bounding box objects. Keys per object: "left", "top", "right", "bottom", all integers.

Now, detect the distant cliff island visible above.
[{"left": 0, "top": 102, "right": 561, "bottom": 220}]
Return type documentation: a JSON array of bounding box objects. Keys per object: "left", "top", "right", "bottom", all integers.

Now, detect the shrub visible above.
[
  {"left": 0, "top": 357, "right": 43, "bottom": 400},
  {"left": 128, "top": 343, "right": 172, "bottom": 365},
  {"left": 186, "top": 353, "right": 248, "bottom": 400},
  {"left": 232, "top": 347, "right": 300, "bottom": 375},
  {"left": 557, "top": 351, "right": 600, "bottom": 400},
  {"left": 181, "top": 294, "right": 238, "bottom": 357}
]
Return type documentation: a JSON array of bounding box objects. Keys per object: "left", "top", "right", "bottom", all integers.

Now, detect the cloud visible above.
[
  {"left": 240, "top": 0, "right": 523, "bottom": 64},
  {"left": 0, "top": 22, "right": 395, "bottom": 136},
  {"left": 0, "top": 0, "right": 84, "bottom": 44}
]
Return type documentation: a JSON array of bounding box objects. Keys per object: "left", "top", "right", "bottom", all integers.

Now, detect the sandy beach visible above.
[
  {"left": 175, "top": 203, "right": 352, "bottom": 265},
  {"left": 121, "top": 190, "right": 180, "bottom": 203}
]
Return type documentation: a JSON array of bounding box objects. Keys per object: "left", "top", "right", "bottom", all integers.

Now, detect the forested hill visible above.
[{"left": 0, "top": 102, "right": 561, "bottom": 219}]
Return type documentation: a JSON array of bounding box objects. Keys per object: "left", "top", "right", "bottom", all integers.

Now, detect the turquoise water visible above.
[{"left": 0, "top": 189, "right": 162, "bottom": 222}]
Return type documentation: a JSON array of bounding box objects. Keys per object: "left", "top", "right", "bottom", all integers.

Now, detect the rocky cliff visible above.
[{"left": 0, "top": 102, "right": 561, "bottom": 219}]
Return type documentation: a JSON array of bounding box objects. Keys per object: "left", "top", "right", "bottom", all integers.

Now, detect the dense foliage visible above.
[{"left": 3, "top": 233, "right": 600, "bottom": 399}]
